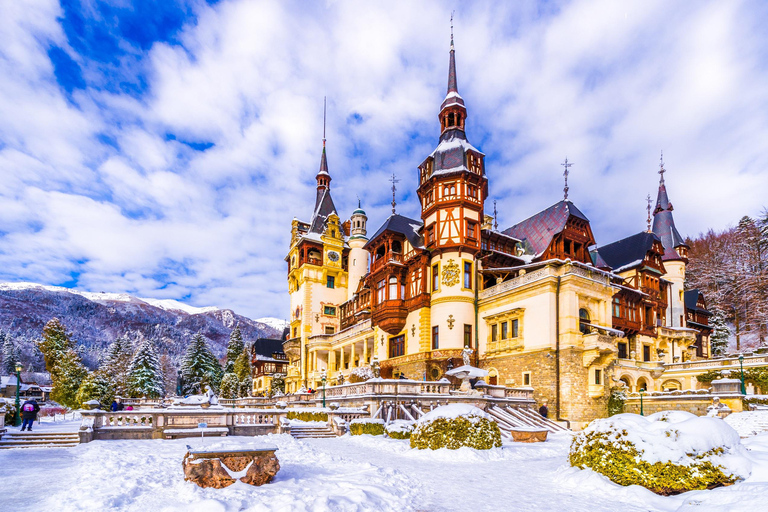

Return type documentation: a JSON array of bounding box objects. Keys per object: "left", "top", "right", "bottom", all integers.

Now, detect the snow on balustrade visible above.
[
  {"left": 103, "top": 413, "right": 154, "bottom": 427},
  {"left": 233, "top": 412, "right": 277, "bottom": 425}
]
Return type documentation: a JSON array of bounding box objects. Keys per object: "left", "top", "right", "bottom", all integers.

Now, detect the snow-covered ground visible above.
[{"left": 3, "top": 429, "right": 768, "bottom": 512}]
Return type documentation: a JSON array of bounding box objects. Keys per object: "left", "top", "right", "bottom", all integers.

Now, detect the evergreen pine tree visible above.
[
  {"left": 100, "top": 337, "right": 134, "bottom": 396},
  {"left": 127, "top": 338, "right": 165, "bottom": 398},
  {"left": 219, "top": 373, "right": 240, "bottom": 399},
  {"left": 2, "top": 333, "right": 21, "bottom": 374},
  {"left": 225, "top": 324, "right": 244, "bottom": 374},
  {"left": 710, "top": 309, "right": 731, "bottom": 356},
  {"left": 180, "top": 333, "right": 222, "bottom": 395},
  {"left": 50, "top": 348, "right": 88, "bottom": 408},
  {"left": 37, "top": 318, "right": 72, "bottom": 372},
  {"left": 75, "top": 370, "right": 115, "bottom": 408},
  {"left": 233, "top": 348, "right": 253, "bottom": 398}
]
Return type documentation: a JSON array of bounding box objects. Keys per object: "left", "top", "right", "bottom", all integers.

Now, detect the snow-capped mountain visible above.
[{"left": 0, "top": 282, "right": 286, "bottom": 370}]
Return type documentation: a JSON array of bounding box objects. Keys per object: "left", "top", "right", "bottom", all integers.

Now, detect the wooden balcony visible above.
[
  {"left": 371, "top": 299, "right": 408, "bottom": 335},
  {"left": 370, "top": 251, "right": 404, "bottom": 273},
  {"left": 612, "top": 316, "right": 641, "bottom": 333}
]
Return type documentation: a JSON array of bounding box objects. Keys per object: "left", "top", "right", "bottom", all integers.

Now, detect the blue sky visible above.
[{"left": 1, "top": 0, "right": 768, "bottom": 319}]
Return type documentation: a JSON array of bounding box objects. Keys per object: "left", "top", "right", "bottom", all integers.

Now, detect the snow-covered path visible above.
[{"left": 2, "top": 432, "right": 768, "bottom": 511}]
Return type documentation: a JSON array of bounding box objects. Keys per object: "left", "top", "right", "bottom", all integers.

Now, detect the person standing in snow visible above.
[
  {"left": 111, "top": 397, "right": 124, "bottom": 412},
  {"left": 20, "top": 398, "right": 40, "bottom": 431},
  {"left": 538, "top": 402, "right": 548, "bottom": 418}
]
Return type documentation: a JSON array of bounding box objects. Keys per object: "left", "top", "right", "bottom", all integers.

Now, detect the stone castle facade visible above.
[{"left": 279, "top": 36, "right": 712, "bottom": 427}]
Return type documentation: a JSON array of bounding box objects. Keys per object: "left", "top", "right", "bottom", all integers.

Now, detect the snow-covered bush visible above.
[
  {"left": 569, "top": 411, "right": 751, "bottom": 495},
  {"left": 1, "top": 398, "right": 14, "bottom": 426},
  {"left": 385, "top": 420, "right": 414, "bottom": 439},
  {"left": 286, "top": 411, "right": 328, "bottom": 422},
  {"left": 410, "top": 404, "right": 501, "bottom": 450},
  {"left": 607, "top": 387, "right": 626, "bottom": 416},
  {"left": 350, "top": 418, "right": 385, "bottom": 436},
  {"left": 348, "top": 366, "right": 375, "bottom": 383}
]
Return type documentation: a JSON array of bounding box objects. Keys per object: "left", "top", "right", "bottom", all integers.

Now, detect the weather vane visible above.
[
  {"left": 493, "top": 200, "right": 498, "bottom": 230},
  {"left": 561, "top": 157, "right": 573, "bottom": 201},
  {"left": 646, "top": 194, "right": 652, "bottom": 232},
  {"left": 390, "top": 172, "right": 400, "bottom": 214},
  {"left": 659, "top": 150, "right": 665, "bottom": 184},
  {"left": 450, "top": 11, "right": 455, "bottom": 48}
]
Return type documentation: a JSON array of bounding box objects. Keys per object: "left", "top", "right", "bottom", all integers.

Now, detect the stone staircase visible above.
[
  {"left": 488, "top": 406, "right": 569, "bottom": 437},
  {"left": 289, "top": 424, "right": 337, "bottom": 439},
  {"left": 0, "top": 431, "right": 80, "bottom": 449}
]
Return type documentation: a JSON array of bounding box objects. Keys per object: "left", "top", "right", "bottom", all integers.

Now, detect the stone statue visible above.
[{"left": 462, "top": 347, "right": 473, "bottom": 366}]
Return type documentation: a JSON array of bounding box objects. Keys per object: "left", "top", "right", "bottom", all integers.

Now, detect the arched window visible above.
[
  {"left": 448, "top": 113, "right": 455, "bottom": 126},
  {"left": 579, "top": 308, "right": 591, "bottom": 335},
  {"left": 388, "top": 277, "right": 398, "bottom": 300}
]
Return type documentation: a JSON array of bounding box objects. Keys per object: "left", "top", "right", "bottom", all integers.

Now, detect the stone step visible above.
[
  {"left": 1, "top": 437, "right": 79, "bottom": 444},
  {"left": 0, "top": 443, "right": 79, "bottom": 449}
]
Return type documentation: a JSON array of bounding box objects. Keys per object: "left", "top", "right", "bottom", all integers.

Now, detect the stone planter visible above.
[
  {"left": 183, "top": 448, "right": 280, "bottom": 488},
  {"left": 509, "top": 428, "right": 548, "bottom": 443}
]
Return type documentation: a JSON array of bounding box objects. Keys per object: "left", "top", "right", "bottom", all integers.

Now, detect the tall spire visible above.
[
  {"left": 651, "top": 153, "right": 687, "bottom": 260},
  {"left": 448, "top": 11, "right": 457, "bottom": 93},
  {"left": 646, "top": 194, "right": 652, "bottom": 232},
  {"left": 438, "top": 12, "right": 466, "bottom": 140},
  {"left": 316, "top": 98, "right": 331, "bottom": 191}
]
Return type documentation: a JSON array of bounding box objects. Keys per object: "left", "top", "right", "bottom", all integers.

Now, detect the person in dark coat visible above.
[
  {"left": 20, "top": 399, "right": 40, "bottom": 431},
  {"left": 110, "top": 398, "right": 124, "bottom": 412},
  {"left": 538, "top": 402, "right": 549, "bottom": 419}
]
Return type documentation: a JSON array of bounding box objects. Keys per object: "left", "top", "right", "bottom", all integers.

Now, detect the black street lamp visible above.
[
  {"left": 739, "top": 354, "right": 746, "bottom": 395},
  {"left": 14, "top": 361, "right": 22, "bottom": 427},
  {"left": 639, "top": 388, "right": 645, "bottom": 417},
  {"left": 321, "top": 370, "right": 326, "bottom": 408},
  {"left": 176, "top": 369, "right": 183, "bottom": 397}
]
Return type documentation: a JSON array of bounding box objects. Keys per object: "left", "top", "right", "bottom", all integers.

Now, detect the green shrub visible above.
[
  {"left": 569, "top": 423, "right": 740, "bottom": 495},
  {"left": 350, "top": 419, "right": 385, "bottom": 436},
  {"left": 607, "top": 387, "right": 626, "bottom": 416},
  {"left": 696, "top": 370, "right": 724, "bottom": 384},
  {"left": 286, "top": 411, "right": 328, "bottom": 422},
  {"left": 410, "top": 416, "right": 501, "bottom": 450},
  {"left": 385, "top": 420, "right": 414, "bottom": 439}
]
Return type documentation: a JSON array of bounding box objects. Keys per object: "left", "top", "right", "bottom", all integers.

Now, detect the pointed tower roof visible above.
[
  {"left": 309, "top": 143, "right": 337, "bottom": 236},
  {"left": 651, "top": 155, "right": 687, "bottom": 260}
]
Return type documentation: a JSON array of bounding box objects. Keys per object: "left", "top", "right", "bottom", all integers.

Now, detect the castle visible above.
[{"left": 278, "top": 36, "right": 712, "bottom": 427}]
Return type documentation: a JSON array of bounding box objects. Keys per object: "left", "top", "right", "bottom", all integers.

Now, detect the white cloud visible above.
[{"left": 1, "top": 0, "right": 767, "bottom": 319}]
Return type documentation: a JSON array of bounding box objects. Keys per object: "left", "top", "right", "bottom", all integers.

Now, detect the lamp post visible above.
[
  {"left": 639, "top": 388, "right": 645, "bottom": 417},
  {"left": 14, "top": 361, "right": 22, "bottom": 427},
  {"left": 739, "top": 354, "right": 746, "bottom": 395},
  {"left": 321, "top": 370, "right": 326, "bottom": 408}
]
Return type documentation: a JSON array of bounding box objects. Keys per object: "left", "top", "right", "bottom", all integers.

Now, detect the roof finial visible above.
[
  {"left": 561, "top": 157, "right": 573, "bottom": 201},
  {"left": 646, "top": 194, "right": 652, "bottom": 232},
  {"left": 357, "top": 196, "right": 361, "bottom": 209},
  {"left": 323, "top": 96, "right": 327, "bottom": 148},
  {"left": 659, "top": 150, "right": 665, "bottom": 184},
  {"left": 390, "top": 172, "right": 400, "bottom": 215},
  {"left": 493, "top": 200, "right": 498, "bottom": 230},
  {"left": 450, "top": 11, "right": 455, "bottom": 50}
]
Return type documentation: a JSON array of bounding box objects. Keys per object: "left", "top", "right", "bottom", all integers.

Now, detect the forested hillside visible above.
[{"left": 686, "top": 211, "right": 768, "bottom": 352}]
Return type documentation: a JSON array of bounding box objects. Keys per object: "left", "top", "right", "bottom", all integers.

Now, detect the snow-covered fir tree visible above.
[
  {"left": 127, "top": 338, "right": 165, "bottom": 398},
  {"left": 710, "top": 309, "right": 731, "bottom": 356},
  {"left": 51, "top": 348, "right": 88, "bottom": 408},
  {"left": 180, "top": 333, "right": 222, "bottom": 395},
  {"left": 75, "top": 370, "right": 115, "bottom": 408},
  {"left": 37, "top": 317, "right": 72, "bottom": 371},
  {"left": 233, "top": 347, "right": 252, "bottom": 397},
  {"left": 100, "top": 336, "right": 134, "bottom": 396},
  {"left": 225, "top": 324, "right": 244, "bottom": 374},
  {"left": 219, "top": 372, "right": 240, "bottom": 399},
  {"left": 2, "top": 332, "right": 22, "bottom": 374}
]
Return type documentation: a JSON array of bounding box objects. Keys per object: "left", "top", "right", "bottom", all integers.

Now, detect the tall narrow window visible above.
[
  {"left": 501, "top": 321, "right": 508, "bottom": 340},
  {"left": 511, "top": 319, "right": 519, "bottom": 338},
  {"left": 491, "top": 324, "right": 498, "bottom": 342},
  {"left": 377, "top": 280, "right": 385, "bottom": 303},
  {"left": 388, "top": 277, "right": 397, "bottom": 300},
  {"left": 643, "top": 345, "right": 651, "bottom": 362},
  {"left": 326, "top": 275, "right": 335, "bottom": 289},
  {"left": 579, "top": 308, "right": 590, "bottom": 335},
  {"left": 432, "top": 264, "right": 439, "bottom": 292},
  {"left": 464, "top": 261, "right": 472, "bottom": 289},
  {"left": 594, "top": 369, "right": 601, "bottom": 385},
  {"left": 463, "top": 324, "right": 472, "bottom": 348},
  {"left": 467, "top": 222, "right": 476, "bottom": 239},
  {"left": 618, "top": 342, "right": 628, "bottom": 359},
  {"left": 432, "top": 326, "right": 439, "bottom": 350}
]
